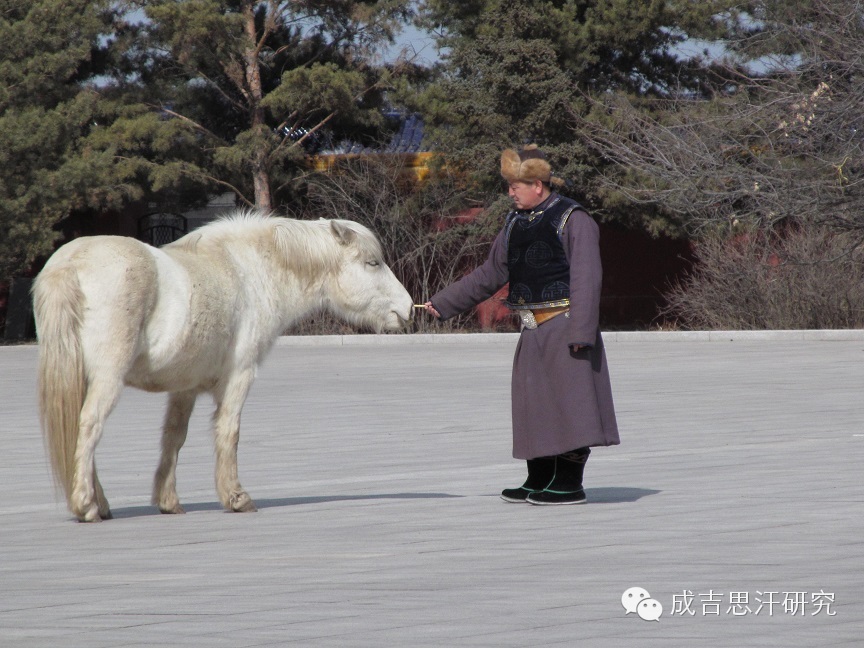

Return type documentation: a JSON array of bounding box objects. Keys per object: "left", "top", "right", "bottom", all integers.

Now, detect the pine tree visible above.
[
  {"left": 0, "top": 0, "right": 121, "bottom": 279},
  {"left": 115, "top": 0, "right": 413, "bottom": 211},
  {"left": 0, "top": 0, "right": 414, "bottom": 281},
  {"left": 408, "top": 0, "right": 734, "bottom": 226}
]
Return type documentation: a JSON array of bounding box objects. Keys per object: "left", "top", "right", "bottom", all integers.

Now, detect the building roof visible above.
[{"left": 300, "top": 112, "right": 427, "bottom": 156}]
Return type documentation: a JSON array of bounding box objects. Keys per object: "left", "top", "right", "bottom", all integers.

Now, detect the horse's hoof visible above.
[
  {"left": 100, "top": 509, "right": 113, "bottom": 520},
  {"left": 77, "top": 513, "right": 102, "bottom": 523},
  {"left": 75, "top": 504, "right": 103, "bottom": 523},
  {"left": 159, "top": 504, "right": 186, "bottom": 514},
  {"left": 229, "top": 492, "right": 258, "bottom": 512}
]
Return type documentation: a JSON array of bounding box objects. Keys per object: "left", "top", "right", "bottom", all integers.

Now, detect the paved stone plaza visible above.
[{"left": 1, "top": 331, "right": 862, "bottom": 647}]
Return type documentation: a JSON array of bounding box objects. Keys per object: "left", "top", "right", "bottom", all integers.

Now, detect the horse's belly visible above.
[
  {"left": 130, "top": 325, "right": 229, "bottom": 390},
  {"left": 125, "top": 355, "right": 223, "bottom": 393},
  {"left": 136, "top": 319, "right": 236, "bottom": 391}
]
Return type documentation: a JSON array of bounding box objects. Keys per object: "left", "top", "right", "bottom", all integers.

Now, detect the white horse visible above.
[{"left": 33, "top": 211, "right": 413, "bottom": 522}]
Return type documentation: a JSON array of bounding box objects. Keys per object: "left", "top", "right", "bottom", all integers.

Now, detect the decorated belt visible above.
[{"left": 518, "top": 305, "right": 569, "bottom": 330}]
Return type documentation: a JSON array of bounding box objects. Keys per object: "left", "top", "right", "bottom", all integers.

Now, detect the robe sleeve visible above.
[
  {"left": 430, "top": 229, "right": 510, "bottom": 320},
  {"left": 562, "top": 210, "right": 602, "bottom": 348}
]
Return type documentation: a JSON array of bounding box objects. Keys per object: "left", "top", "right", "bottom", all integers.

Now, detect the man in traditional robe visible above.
[{"left": 422, "top": 145, "right": 620, "bottom": 505}]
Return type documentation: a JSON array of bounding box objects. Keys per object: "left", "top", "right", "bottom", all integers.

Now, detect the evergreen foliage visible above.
[
  {"left": 0, "top": 0, "right": 412, "bottom": 281},
  {"left": 0, "top": 0, "right": 121, "bottom": 279},
  {"left": 120, "top": 0, "right": 413, "bottom": 210},
  {"left": 406, "top": 0, "right": 733, "bottom": 228}
]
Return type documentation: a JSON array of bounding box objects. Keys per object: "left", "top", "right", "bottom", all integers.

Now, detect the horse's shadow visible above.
[
  {"left": 109, "top": 487, "right": 659, "bottom": 519},
  {"left": 110, "top": 492, "right": 462, "bottom": 519}
]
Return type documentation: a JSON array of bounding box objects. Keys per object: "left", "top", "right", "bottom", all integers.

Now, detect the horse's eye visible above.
[{"left": 366, "top": 260, "right": 380, "bottom": 268}]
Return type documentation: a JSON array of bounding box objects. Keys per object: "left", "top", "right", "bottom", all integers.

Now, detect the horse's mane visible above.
[{"left": 165, "top": 210, "right": 383, "bottom": 282}]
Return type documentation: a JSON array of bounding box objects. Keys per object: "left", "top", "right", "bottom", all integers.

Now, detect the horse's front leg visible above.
[
  {"left": 152, "top": 390, "right": 197, "bottom": 514},
  {"left": 213, "top": 369, "right": 257, "bottom": 513}
]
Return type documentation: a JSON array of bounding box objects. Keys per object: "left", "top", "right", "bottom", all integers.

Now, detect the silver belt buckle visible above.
[{"left": 519, "top": 310, "right": 537, "bottom": 330}]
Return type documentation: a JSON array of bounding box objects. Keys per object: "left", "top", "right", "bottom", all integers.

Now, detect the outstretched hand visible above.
[{"left": 417, "top": 301, "right": 440, "bottom": 318}]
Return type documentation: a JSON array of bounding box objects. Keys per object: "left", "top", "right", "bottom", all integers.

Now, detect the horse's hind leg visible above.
[
  {"left": 73, "top": 378, "right": 124, "bottom": 522},
  {"left": 213, "top": 369, "right": 257, "bottom": 513},
  {"left": 93, "top": 463, "right": 112, "bottom": 520},
  {"left": 152, "top": 390, "right": 196, "bottom": 514}
]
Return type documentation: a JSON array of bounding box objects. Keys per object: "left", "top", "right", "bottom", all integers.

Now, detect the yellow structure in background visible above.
[{"left": 310, "top": 152, "right": 436, "bottom": 184}]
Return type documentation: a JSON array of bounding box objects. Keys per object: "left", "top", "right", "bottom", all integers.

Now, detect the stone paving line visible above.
[{"left": 1, "top": 332, "right": 863, "bottom": 647}]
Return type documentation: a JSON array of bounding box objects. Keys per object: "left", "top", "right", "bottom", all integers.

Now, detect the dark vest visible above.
[{"left": 504, "top": 195, "right": 583, "bottom": 310}]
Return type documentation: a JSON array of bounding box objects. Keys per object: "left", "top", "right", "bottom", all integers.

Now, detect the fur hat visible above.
[{"left": 500, "top": 145, "right": 562, "bottom": 186}]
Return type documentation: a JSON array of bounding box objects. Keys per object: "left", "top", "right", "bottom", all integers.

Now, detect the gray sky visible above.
[{"left": 383, "top": 24, "right": 440, "bottom": 66}]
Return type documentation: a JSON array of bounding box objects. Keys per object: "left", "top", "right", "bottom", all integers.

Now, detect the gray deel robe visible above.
[{"left": 430, "top": 197, "right": 620, "bottom": 459}]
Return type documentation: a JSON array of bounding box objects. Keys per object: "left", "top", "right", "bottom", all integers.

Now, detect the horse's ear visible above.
[{"left": 330, "top": 220, "right": 357, "bottom": 246}]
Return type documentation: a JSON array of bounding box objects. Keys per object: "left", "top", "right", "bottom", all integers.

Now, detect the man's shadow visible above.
[
  {"left": 482, "top": 486, "right": 659, "bottom": 503},
  {"left": 584, "top": 487, "right": 660, "bottom": 503}
]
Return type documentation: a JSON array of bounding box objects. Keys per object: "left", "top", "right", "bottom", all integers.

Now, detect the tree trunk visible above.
[
  {"left": 251, "top": 155, "right": 272, "bottom": 212},
  {"left": 242, "top": 2, "right": 272, "bottom": 211}
]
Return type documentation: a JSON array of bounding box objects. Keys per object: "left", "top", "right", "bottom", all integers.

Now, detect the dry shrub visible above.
[
  {"left": 663, "top": 224, "right": 864, "bottom": 330},
  {"left": 284, "top": 155, "right": 504, "bottom": 334}
]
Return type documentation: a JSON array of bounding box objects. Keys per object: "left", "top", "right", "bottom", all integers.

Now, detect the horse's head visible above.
[{"left": 324, "top": 220, "right": 413, "bottom": 332}]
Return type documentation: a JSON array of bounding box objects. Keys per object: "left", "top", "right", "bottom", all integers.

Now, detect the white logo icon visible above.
[
  {"left": 622, "top": 587, "right": 663, "bottom": 621},
  {"left": 637, "top": 597, "right": 663, "bottom": 621},
  {"left": 622, "top": 587, "right": 650, "bottom": 614}
]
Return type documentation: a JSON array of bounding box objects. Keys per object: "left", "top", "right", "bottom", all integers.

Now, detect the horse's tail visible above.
[{"left": 32, "top": 265, "right": 87, "bottom": 506}]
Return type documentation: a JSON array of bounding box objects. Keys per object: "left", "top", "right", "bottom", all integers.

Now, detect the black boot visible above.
[
  {"left": 500, "top": 456, "right": 555, "bottom": 503},
  {"left": 526, "top": 447, "right": 590, "bottom": 505}
]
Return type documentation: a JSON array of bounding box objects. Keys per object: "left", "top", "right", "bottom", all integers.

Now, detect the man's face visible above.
[{"left": 508, "top": 180, "right": 546, "bottom": 210}]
